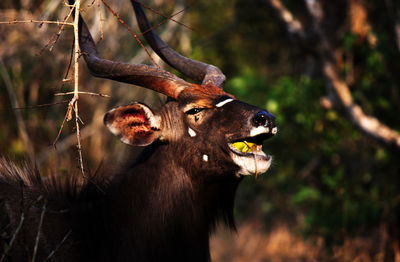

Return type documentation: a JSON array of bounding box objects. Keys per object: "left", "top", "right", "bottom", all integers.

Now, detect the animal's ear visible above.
[{"left": 104, "top": 102, "right": 161, "bottom": 146}]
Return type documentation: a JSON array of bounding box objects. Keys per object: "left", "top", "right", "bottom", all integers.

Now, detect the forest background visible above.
[{"left": 1, "top": 0, "right": 400, "bottom": 261}]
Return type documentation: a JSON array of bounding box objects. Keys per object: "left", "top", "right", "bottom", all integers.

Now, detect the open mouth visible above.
[
  {"left": 229, "top": 133, "right": 273, "bottom": 156},
  {"left": 228, "top": 133, "right": 273, "bottom": 176}
]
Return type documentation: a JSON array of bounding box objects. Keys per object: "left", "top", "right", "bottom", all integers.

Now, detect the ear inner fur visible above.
[{"left": 104, "top": 103, "right": 161, "bottom": 146}]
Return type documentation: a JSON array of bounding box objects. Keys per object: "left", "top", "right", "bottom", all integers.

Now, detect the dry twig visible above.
[
  {"left": 0, "top": 213, "right": 25, "bottom": 262},
  {"left": 0, "top": 20, "right": 73, "bottom": 26},
  {"left": 44, "top": 230, "right": 72, "bottom": 262},
  {"left": 133, "top": 0, "right": 194, "bottom": 32},
  {"left": 32, "top": 200, "right": 47, "bottom": 262},
  {"left": 55, "top": 91, "right": 110, "bottom": 98},
  {"left": 101, "top": 0, "right": 159, "bottom": 67},
  {"left": 72, "top": 0, "right": 85, "bottom": 177},
  {"left": 96, "top": 0, "right": 104, "bottom": 42}
]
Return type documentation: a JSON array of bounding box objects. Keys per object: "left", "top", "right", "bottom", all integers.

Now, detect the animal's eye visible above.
[{"left": 185, "top": 108, "right": 204, "bottom": 115}]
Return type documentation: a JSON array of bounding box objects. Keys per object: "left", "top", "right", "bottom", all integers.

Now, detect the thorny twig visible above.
[
  {"left": 41, "top": 123, "right": 97, "bottom": 164},
  {"left": 0, "top": 20, "right": 73, "bottom": 26},
  {"left": 50, "top": 0, "right": 85, "bottom": 176},
  {"left": 101, "top": 0, "right": 160, "bottom": 68},
  {"left": 72, "top": 0, "right": 85, "bottom": 177},
  {"left": 37, "top": 6, "right": 76, "bottom": 55},
  {"left": 49, "top": 3, "right": 77, "bottom": 52},
  {"left": 0, "top": 213, "right": 25, "bottom": 262},
  {"left": 138, "top": 6, "right": 191, "bottom": 37},
  {"left": 133, "top": 0, "right": 194, "bottom": 32},
  {"left": 0, "top": 191, "right": 43, "bottom": 262},
  {"left": 13, "top": 100, "right": 70, "bottom": 110},
  {"left": 55, "top": 91, "right": 110, "bottom": 98},
  {"left": 53, "top": 106, "right": 70, "bottom": 148},
  {"left": 2, "top": 0, "right": 194, "bottom": 176},
  {"left": 59, "top": 40, "right": 75, "bottom": 90},
  {"left": 31, "top": 200, "right": 47, "bottom": 262},
  {"left": 96, "top": 0, "right": 104, "bottom": 42},
  {"left": 44, "top": 230, "right": 72, "bottom": 262}
]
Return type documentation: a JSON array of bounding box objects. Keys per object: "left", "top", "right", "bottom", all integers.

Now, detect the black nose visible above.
[{"left": 252, "top": 110, "right": 275, "bottom": 128}]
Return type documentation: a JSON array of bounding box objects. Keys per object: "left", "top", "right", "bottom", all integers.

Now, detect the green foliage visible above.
[{"left": 189, "top": 0, "right": 400, "bottom": 247}]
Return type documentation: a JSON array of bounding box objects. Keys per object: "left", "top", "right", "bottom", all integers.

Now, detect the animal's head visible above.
[{"left": 78, "top": 1, "right": 277, "bottom": 177}]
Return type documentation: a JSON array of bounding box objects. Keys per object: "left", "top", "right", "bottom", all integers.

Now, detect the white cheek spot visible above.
[
  {"left": 188, "top": 127, "right": 197, "bottom": 137},
  {"left": 215, "top": 98, "right": 234, "bottom": 108},
  {"left": 272, "top": 127, "right": 278, "bottom": 134},
  {"left": 202, "top": 154, "right": 208, "bottom": 162}
]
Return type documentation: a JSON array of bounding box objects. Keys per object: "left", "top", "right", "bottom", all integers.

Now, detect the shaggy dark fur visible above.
[{"left": 0, "top": 140, "right": 241, "bottom": 262}]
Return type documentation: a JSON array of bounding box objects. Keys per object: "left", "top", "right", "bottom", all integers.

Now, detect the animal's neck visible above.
[{"left": 105, "top": 142, "right": 240, "bottom": 261}]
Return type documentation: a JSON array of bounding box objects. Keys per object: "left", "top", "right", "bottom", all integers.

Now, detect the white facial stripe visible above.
[
  {"left": 202, "top": 154, "right": 208, "bottom": 162},
  {"left": 215, "top": 98, "right": 234, "bottom": 108},
  {"left": 250, "top": 126, "right": 270, "bottom": 137},
  {"left": 188, "top": 127, "right": 197, "bottom": 137}
]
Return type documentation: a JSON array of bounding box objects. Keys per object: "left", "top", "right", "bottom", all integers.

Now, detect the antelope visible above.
[{"left": 0, "top": 1, "right": 277, "bottom": 261}]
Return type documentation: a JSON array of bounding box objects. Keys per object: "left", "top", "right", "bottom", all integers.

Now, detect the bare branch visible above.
[
  {"left": 304, "top": 0, "right": 323, "bottom": 25},
  {"left": 323, "top": 62, "right": 400, "bottom": 148},
  {"left": 13, "top": 100, "right": 70, "bottom": 110},
  {"left": 59, "top": 40, "right": 75, "bottom": 90},
  {"left": 48, "top": 3, "right": 76, "bottom": 52},
  {"left": 132, "top": 0, "right": 194, "bottom": 32},
  {"left": 0, "top": 20, "right": 73, "bottom": 26},
  {"left": 32, "top": 200, "right": 47, "bottom": 262},
  {"left": 53, "top": 106, "right": 71, "bottom": 148},
  {"left": 72, "top": 0, "right": 85, "bottom": 177},
  {"left": 0, "top": 213, "right": 25, "bottom": 262},
  {"left": 129, "top": 3, "right": 187, "bottom": 64},
  {"left": 39, "top": 123, "right": 97, "bottom": 165},
  {"left": 44, "top": 230, "right": 72, "bottom": 262},
  {"left": 55, "top": 91, "right": 110, "bottom": 97},
  {"left": 101, "top": 0, "right": 159, "bottom": 68},
  {"left": 96, "top": 0, "right": 104, "bottom": 42},
  {"left": 266, "top": 0, "right": 400, "bottom": 150},
  {"left": 264, "top": 0, "right": 306, "bottom": 43}
]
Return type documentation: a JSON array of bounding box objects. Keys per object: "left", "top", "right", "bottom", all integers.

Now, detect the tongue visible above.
[{"left": 232, "top": 141, "right": 257, "bottom": 153}]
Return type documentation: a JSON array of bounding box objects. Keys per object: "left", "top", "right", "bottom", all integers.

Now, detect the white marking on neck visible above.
[
  {"left": 188, "top": 127, "right": 197, "bottom": 137},
  {"left": 250, "top": 126, "right": 269, "bottom": 137},
  {"left": 271, "top": 127, "right": 278, "bottom": 134},
  {"left": 203, "top": 154, "right": 208, "bottom": 162},
  {"left": 215, "top": 98, "right": 234, "bottom": 108}
]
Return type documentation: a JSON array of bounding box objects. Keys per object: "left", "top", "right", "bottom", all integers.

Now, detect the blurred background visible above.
[{"left": 1, "top": 0, "right": 400, "bottom": 261}]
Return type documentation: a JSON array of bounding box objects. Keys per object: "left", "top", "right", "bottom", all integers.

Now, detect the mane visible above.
[
  {"left": 0, "top": 157, "right": 109, "bottom": 220},
  {"left": 0, "top": 150, "right": 240, "bottom": 261}
]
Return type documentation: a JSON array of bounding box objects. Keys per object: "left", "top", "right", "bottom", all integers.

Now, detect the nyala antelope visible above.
[{"left": 0, "top": 1, "right": 277, "bottom": 261}]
